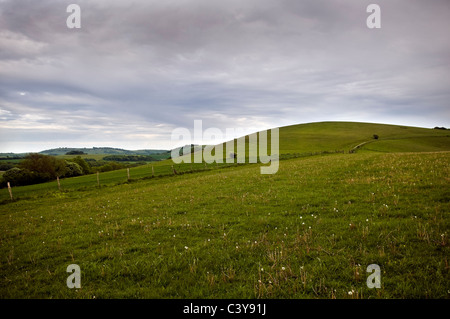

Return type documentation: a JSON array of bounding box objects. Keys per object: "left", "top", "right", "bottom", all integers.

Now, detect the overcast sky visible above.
[{"left": 1, "top": 0, "right": 449, "bottom": 152}]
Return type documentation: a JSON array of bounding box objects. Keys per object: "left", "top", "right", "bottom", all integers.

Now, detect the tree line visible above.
[
  {"left": 0, "top": 154, "right": 143, "bottom": 187},
  {"left": 102, "top": 155, "right": 157, "bottom": 162}
]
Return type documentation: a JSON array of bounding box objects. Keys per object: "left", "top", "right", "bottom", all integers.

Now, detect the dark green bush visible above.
[
  {"left": 63, "top": 161, "right": 83, "bottom": 177},
  {"left": 1, "top": 167, "right": 47, "bottom": 187}
]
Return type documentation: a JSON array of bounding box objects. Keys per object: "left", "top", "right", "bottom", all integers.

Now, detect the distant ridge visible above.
[{"left": 39, "top": 147, "right": 169, "bottom": 156}]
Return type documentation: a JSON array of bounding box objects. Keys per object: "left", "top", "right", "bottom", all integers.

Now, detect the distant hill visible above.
[
  {"left": 276, "top": 121, "right": 450, "bottom": 154},
  {"left": 38, "top": 147, "right": 169, "bottom": 156},
  {"left": 162, "top": 121, "right": 450, "bottom": 165},
  {"left": 0, "top": 153, "right": 28, "bottom": 159}
]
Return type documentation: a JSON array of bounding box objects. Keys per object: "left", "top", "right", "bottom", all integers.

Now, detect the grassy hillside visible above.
[
  {"left": 0, "top": 151, "right": 448, "bottom": 298},
  {"left": 0, "top": 122, "right": 449, "bottom": 299},
  {"left": 0, "top": 161, "right": 231, "bottom": 202},
  {"left": 2, "top": 122, "right": 449, "bottom": 202},
  {"left": 362, "top": 136, "right": 450, "bottom": 153},
  {"left": 173, "top": 122, "right": 450, "bottom": 164},
  {"left": 278, "top": 122, "right": 450, "bottom": 154}
]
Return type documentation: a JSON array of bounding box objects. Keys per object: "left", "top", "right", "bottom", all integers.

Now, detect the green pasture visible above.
[
  {"left": 0, "top": 122, "right": 449, "bottom": 299},
  {"left": 0, "top": 151, "right": 448, "bottom": 298}
]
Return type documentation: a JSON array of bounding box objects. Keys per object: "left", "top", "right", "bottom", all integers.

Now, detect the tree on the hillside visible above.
[
  {"left": 20, "top": 153, "right": 66, "bottom": 179},
  {"left": 1, "top": 167, "right": 39, "bottom": 186},
  {"left": 70, "top": 156, "right": 91, "bottom": 174},
  {"left": 63, "top": 161, "right": 83, "bottom": 177}
]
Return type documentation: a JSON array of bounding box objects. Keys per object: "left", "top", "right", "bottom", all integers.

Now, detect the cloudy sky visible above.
[{"left": 1, "top": 0, "right": 449, "bottom": 152}]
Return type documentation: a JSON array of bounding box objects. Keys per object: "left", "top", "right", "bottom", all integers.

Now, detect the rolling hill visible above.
[
  {"left": 174, "top": 121, "right": 450, "bottom": 163},
  {"left": 0, "top": 121, "right": 449, "bottom": 299},
  {"left": 277, "top": 121, "right": 450, "bottom": 154},
  {"left": 2, "top": 122, "right": 449, "bottom": 161}
]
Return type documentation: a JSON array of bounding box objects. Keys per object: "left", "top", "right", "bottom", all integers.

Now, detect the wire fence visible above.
[
  {"left": 1, "top": 150, "right": 349, "bottom": 203},
  {"left": 0, "top": 161, "right": 243, "bottom": 203}
]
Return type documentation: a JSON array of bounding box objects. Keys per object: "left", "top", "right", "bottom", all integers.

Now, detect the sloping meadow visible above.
[{"left": 1, "top": 151, "right": 449, "bottom": 298}]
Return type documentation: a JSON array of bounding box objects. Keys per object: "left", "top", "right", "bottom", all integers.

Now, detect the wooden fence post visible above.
[
  {"left": 97, "top": 171, "right": 100, "bottom": 187},
  {"left": 7, "top": 182, "right": 13, "bottom": 201},
  {"left": 152, "top": 166, "right": 154, "bottom": 177},
  {"left": 127, "top": 168, "right": 130, "bottom": 181},
  {"left": 57, "top": 176, "right": 61, "bottom": 190}
]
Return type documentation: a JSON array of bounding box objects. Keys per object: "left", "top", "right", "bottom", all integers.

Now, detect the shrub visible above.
[
  {"left": 97, "top": 162, "right": 125, "bottom": 172},
  {"left": 0, "top": 167, "right": 43, "bottom": 187},
  {"left": 0, "top": 163, "right": 16, "bottom": 171},
  {"left": 63, "top": 161, "right": 83, "bottom": 177},
  {"left": 70, "top": 156, "right": 91, "bottom": 174}
]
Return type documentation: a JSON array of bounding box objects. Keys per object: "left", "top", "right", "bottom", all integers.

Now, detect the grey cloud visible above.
[{"left": 1, "top": 0, "right": 449, "bottom": 152}]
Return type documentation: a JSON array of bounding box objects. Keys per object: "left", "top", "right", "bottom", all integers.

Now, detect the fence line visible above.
[
  {"left": 1, "top": 161, "right": 237, "bottom": 202},
  {"left": 1, "top": 150, "right": 346, "bottom": 202},
  {"left": 7, "top": 182, "right": 13, "bottom": 200}
]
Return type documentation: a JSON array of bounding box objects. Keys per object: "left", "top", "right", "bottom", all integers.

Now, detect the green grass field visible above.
[
  {"left": 278, "top": 122, "right": 450, "bottom": 153},
  {"left": 0, "top": 161, "right": 237, "bottom": 203},
  {"left": 0, "top": 122, "right": 449, "bottom": 299},
  {"left": 3, "top": 122, "right": 449, "bottom": 203}
]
